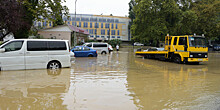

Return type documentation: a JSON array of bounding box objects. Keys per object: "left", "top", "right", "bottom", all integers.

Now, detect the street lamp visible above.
[{"left": 74, "top": 0, "right": 77, "bottom": 46}]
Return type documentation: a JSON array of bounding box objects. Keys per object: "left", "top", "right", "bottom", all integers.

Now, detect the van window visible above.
[
  {"left": 2, "top": 41, "right": 24, "bottom": 52},
  {"left": 93, "top": 44, "right": 107, "bottom": 47},
  {"left": 48, "top": 41, "right": 66, "bottom": 50},
  {"left": 27, "top": 41, "right": 47, "bottom": 51},
  {"left": 86, "top": 43, "right": 92, "bottom": 47}
]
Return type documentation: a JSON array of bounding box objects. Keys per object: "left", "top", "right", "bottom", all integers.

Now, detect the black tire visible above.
[
  {"left": 101, "top": 51, "right": 107, "bottom": 54},
  {"left": 174, "top": 56, "right": 182, "bottom": 64},
  {"left": 47, "top": 61, "right": 61, "bottom": 69},
  {"left": 88, "top": 54, "right": 93, "bottom": 57}
]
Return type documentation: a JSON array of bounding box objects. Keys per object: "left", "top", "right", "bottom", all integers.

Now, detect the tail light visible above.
[{"left": 108, "top": 48, "right": 110, "bottom": 50}]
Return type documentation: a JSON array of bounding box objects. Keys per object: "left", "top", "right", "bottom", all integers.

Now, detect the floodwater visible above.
[{"left": 0, "top": 48, "right": 220, "bottom": 110}]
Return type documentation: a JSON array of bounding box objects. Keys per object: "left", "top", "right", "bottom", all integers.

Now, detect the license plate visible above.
[{"left": 198, "top": 59, "right": 203, "bottom": 61}]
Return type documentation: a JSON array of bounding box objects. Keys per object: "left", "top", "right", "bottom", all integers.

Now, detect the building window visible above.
[
  {"left": 111, "top": 24, "right": 114, "bottom": 29},
  {"left": 101, "top": 23, "right": 103, "bottom": 28},
  {"left": 71, "top": 17, "right": 75, "bottom": 21},
  {"left": 79, "top": 22, "right": 81, "bottom": 27},
  {"left": 94, "top": 29, "right": 97, "bottom": 35},
  {"left": 90, "top": 18, "right": 97, "bottom": 22},
  {"left": 68, "top": 22, "right": 70, "bottom": 25},
  {"left": 76, "top": 17, "right": 80, "bottom": 21},
  {"left": 96, "top": 36, "right": 100, "bottom": 38},
  {"left": 89, "top": 29, "right": 93, "bottom": 34},
  {"left": 112, "top": 36, "right": 115, "bottom": 38},
  {"left": 115, "top": 19, "right": 119, "bottom": 23},
  {"left": 90, "top": 23, "right": 93, "bottom": 28},
  {"left": 102, "top": 19, "right": 106, "bottom": 22},
  {"left": 117, "top": 30, "right": 120, "bottom": 35},
  {"left": 84, "top": 22, "right": 88, "bottom": 28},
  {"left": 95, "top": 23, "right": 99, "bottom": 28},
  {"left": 105, "top": 23, "right": 109, "bottom": 28},
  {"left": 101, "top": 30, "right": 105, "bottom": 35},
  {"left": 101, "top": 36, "right": 105, "bottom": 38},
  {"left": 107, "top": 30, "right": 110, "bottom": 35},
  {"left": 116, "top": 24, "right": 118, "bottom": 29},
  {"left": 90, "top": 35, "right": 94, "bottom": 37},
  {"left": 81, "top": 17, "right": 89, "bottom": 21},
  {"left": 117, "top": 36, "right": 120, "bottom": 38},
  {"left": 111, "top": 30, "right": 115, "bottom": 35}
]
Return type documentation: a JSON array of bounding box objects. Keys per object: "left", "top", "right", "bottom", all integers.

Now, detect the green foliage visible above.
[
  {"left": 108, "top": 39, "right": 121, "bottom": 48},
  {"left": 130, "top": 0, "right": 220, "bottom": 44},
  {"left": 1, "top": 0, "right": 69, "bottom": 39}
]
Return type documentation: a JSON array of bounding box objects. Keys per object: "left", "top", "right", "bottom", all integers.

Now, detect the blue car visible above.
[{"left": 71, "top": 46, "right": 98, "bottom": 57}]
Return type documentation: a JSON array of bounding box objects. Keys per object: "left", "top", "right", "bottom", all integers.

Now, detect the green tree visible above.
[
  {"left": 130, "top": 0, "right": 219, "bottom": 45},
  {"left": 192, "top": 0, "right": 220, "bottom": 40},
  {"left": 1, "top": 0, "right": 69, "bottom": 39}
]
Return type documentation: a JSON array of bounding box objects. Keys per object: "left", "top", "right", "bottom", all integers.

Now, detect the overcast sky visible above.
[{"left": 63, "top": 0, "right": 131, "bottom": 17}]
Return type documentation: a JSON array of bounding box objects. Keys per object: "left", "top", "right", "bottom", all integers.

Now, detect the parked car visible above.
[
  {"left": 134, "top": 42, "right": 144, "bottom": 46},
  {"left": 213, "top": 44, "right": 220, "bottom": 51},
  {"left": 108, "top": 44, "right": 113, "bottom": 53},
  {"left": 71, "top": 46, "right": 97, "bottom": 57},
  {"left": 0, "top": 39, "right": 71, "bottom": 71},
  {"left": 83, "top": 42, "right": 109, "bottom": 54}
]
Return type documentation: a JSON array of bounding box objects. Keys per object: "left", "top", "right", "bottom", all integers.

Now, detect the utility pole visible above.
[
  {"left": 108, "top": 28, "right": 110, "bottom": 42},
  {"left": 74, "top": 0, "right": 77, "bottom": 46},
  {"left": 94, "top": 17, "right": 97, "bottom": 41}
]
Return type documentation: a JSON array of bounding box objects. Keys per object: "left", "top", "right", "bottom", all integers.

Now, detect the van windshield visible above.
[{"left": 189, "top": 37, "right": 206, "bottom": 47}]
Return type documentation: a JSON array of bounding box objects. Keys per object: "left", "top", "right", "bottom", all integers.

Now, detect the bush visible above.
[{"left": 108, "top": 39, "right": 121, "bottom": 48}]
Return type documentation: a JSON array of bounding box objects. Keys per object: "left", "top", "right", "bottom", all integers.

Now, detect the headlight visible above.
[
  {"left": 190, "top": 55, "right": 193, "bottom": 57},
  {"left": 205, "top": 55, "right": 208, "bottom": 58}
]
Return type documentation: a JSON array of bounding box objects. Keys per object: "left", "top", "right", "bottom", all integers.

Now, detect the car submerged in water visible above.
[{"left": 71, "top": 46, "right": 97, "bottom": 57}]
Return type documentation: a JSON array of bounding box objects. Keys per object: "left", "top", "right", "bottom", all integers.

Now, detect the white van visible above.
[
  {"left": 83, "top": 42, "right": 109, "bottom": 54},
  {"left": 0, "top": 39, "right": 71, "bottom": 71}
]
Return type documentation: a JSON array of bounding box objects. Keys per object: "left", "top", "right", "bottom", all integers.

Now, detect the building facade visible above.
[
  {"left": 64, "top": 14, "right": 131, "bottom": 41},
  {"left": 38, "top": 25, "right": 89, "bottom": 46},
  {"left": 34, "top": 14, "right": 131, "bottom": 42}
]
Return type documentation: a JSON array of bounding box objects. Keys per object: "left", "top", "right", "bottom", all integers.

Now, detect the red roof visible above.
[{"left": 68, "top": 25, "right": 89, "bottom": 35}]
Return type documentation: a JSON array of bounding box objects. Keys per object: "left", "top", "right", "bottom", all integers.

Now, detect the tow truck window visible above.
[
  {"left": 189, "top": 37, "right": 206, "bottom": 47},
  {"left": 178, "top": 37, "right": 186, "bottom": 45},
  {"left": 173, "top": 37, "right": 177, "bottom": 45}
]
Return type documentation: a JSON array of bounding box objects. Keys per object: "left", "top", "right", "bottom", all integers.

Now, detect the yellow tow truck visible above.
[{"left": 135, "top": 35, "right": 209, "bottom": 64}]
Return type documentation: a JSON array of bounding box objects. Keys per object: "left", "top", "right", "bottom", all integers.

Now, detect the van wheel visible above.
[
  {"left": 101, "top": 51, "right": 107, "bottom": 54},
  {"left": 47, "top": 61, "right": 61, "bottom": 69},
  {"left": 88, "top": 54, "right": 93, "bottom": 57}
]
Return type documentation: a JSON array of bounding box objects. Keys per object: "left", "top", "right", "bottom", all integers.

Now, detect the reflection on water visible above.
[
  {"left": 0, "top": 69, "right": 71, "bottom": 110},
  {"left": 0, "top": 48, "right": 220, "bottom": 110},
  {"left": 128, "top": 52, "right": 220, "bottom": 110}
]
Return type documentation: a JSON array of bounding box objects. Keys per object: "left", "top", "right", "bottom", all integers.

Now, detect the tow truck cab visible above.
[{"left": 165, "top": 35, "right": 208, "bottom": 63}]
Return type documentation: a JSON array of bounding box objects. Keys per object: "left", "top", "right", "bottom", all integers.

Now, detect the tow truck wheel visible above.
[{"left": 174, "top": 56, "right": 182, "bottom": 64}]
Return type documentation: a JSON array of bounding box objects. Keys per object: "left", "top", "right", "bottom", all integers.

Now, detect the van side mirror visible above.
[{"left": 0, "top": 48, "right": 5, "bottom": 53}]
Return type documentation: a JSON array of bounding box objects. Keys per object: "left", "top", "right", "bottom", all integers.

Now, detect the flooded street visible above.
[{"left": 0, "top": 48, "right": 220, "bottom": 110}]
